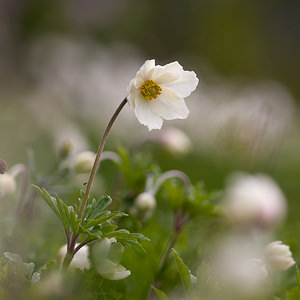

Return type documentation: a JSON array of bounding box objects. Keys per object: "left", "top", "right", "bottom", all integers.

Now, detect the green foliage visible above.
[
  {"left": 152, "top": 286, "right": 170, "bottom": 300},
  {"left": 172, "top": 248, "right": 195, "bottom": 296},
  {"left": 0, "top": 252, "right": 40, "bottom": 286},
  {"left": 296, "top": 265, "right": 300, "bottom": 289},
  {"left": 33, "top": 185, "right": 148, "bottom": 263},
  {"left": 185, "top": 183, "right": 219, "bottom": 218}
]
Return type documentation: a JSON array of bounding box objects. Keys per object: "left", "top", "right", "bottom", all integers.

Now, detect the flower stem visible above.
[{"left": 78, "top": 98, "right": 127, "bottom": 219}]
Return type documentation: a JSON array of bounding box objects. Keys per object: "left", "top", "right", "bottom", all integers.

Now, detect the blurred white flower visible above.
[
  {"left": 135, "top": 192, "right": 156, "bottom": 211},
  {"left": 223, "top": 173, "right": 286, "bottom": 227},
  {"left": 93, "top": 238, "right": 131, "bottom": 280},
  {"left": 72, "top": 151, "right": 96, "bottom": 174},
  {"left": 213, "top": 233, "right": 269, "bottom": 294},
  {"left": 0, "top": 173, "right": 16, "bottom": 199},
  {"left": 127, "top": 59, "right": 198, "bottom": 130},
  {"left": 158, "top": 127, "right": 191, "bottom": 154},
  {"left": 54, "top": 124, "right": 89, "bottom": 158},
  {"left": 57, "top": 244, "right": 90, "bottom": 271},
  {"left": 264, "top": 241, "right": 295, "bottom": 271}
]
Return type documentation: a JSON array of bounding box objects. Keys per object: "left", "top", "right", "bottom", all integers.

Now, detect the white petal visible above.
[
  {"left": 96, "top": 259, "right": 131, "bottom": 280},
  {"left": 135, "top": 97, "right": 163, "bottom": 130},
  {"left": 163, "top": 70, "right": 198, "bottom": 98},
  {"left": 149, "top": 88, "right": 189, "bottom": 120},
  {"left": 135, "top": 59, "right": 155, "bottom": 82},
  {"left": 127, "top": 81, "right": 138, "bottom": 108},
  {"left": 149, "top": 61, "right": 183, "bottom": 84}
]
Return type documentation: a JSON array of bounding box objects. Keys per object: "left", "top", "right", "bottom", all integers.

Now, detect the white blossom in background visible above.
[
  {"left": 0, "top": 173, "right": 16, "bottom": 199},
  {"left": 212, "top": 233, "right": 269, "bottom": 294},
  {"left": 54, "top": 124, "right": 89, "bottom": 158},
  {"left": 127, "top": 59, "right": 198, "bottom": 130},
  {"left": 93, "top": 238, "right": 131, "bottom": 280},
  {"left": 223, "top": 172, "right": 287, "bottom": 228},
  {"left": 264, "top": 241, "right": 295, "bottom": 271},
  {"left": 157, "top": 127, "right": 191, "bottom": 154},
  {"left": 135, "top": 192, "right": 156, "bottom": 211},
  {"left": 72, "top": 151, "right": 96, "bottom": 174},
  {"left": 57, "top": 244, "right": 90, "bottom": 271},
  {"left": 132, "top": 192, "right": 156, "bottom": 220}
]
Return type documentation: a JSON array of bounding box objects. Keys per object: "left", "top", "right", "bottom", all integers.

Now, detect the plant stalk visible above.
[{"left": 78, "top": 98, "right": 127, "bottom": 219}]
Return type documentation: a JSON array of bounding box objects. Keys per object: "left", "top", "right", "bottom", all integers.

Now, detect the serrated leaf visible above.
[
  {"left": 172, "top": 248, "right": 193, "bottom": 295},
  {"left": 33, "top": 185, "right": 60, "bottom": 217},
  {"left": 124, "top": 240, "right": 146, "bottom": 253},
  {"left": 55, "top": 194, "right": 70, "bottom": 230},
  {"left": 152, "top": 286, "right": 170, "bottom": 300},
  {"left": 83, "top": 215, "right": 111, "bottom": 230},
  {"left": 101, "top": 224, "right": 118, "bottom": 235},
  {"left": 83, "top": 211, "right": 127, "bottom": 230},
  {"left": 85, "top": 196, "right": 112, "bottom": 221}
]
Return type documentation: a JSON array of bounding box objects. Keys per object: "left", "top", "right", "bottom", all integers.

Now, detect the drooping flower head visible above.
[
  {"left": 264, "top": 241, "right": 295, "bottom": 271},
  {"left": 127, "top": 59, "right": 198, "bottom": 130}
]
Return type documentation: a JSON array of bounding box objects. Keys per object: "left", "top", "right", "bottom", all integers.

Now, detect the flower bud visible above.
[
  {"left": 57, "top": 244, "right": 90, "bottom": 271},
  {"left": 135, "top": 192, "right": 156, "bottom": 211},
  {"left": 72, "top": 151, "right": 96, "bottom": 174},
  {"left": 264, "top": 241, "right": 295, "bottom": 271},
  {"left": 93, "top": 238, "right": 131, "bottom": 280},
  {"left": 158, "top": 127, "right": 191, "bottom": 154},
  {"left": 223, "top": 173, "right": 286, "bottom": 228},
  {"left": 59, "top": 140, "right": 73, "bottom": 159},
  {"left": 0, "top": 173, "right": 16, "bottom": 199}
]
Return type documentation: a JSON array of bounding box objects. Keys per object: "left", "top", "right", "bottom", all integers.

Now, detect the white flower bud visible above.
[
  {"left": 57, "top": 244, "right": 90, "bottom": 271},
  {"left": 0, "top": 173, "right": 16, "bottom": 199},
  {"left": 135, "top": 192, "right": 156, "bottom": 211},
  {"left": 72, "top": 151, "right": 96, "bottom": 174},
  {"left": 158, "top": 127, "right": 191, "bottom": 154},
  {"left": 264, "top": 241, "right": 295, "bottom": 271},
  {"left": 59, "top": 140, "right": 73, "bottom": 159},
  {"left": 223, "top": 173, "right": 286, "bottom": 227},
  {"left": 93, "top": 238, "right": 131, "bottom": 280}
]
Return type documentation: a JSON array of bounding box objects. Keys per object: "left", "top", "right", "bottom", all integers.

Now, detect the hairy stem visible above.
[{"left": 78, "top": 98, "right": 127, "bottom": 219}]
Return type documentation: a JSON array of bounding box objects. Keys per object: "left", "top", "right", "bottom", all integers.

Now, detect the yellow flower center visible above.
[{"left": 140, "top": 80, "right": 162, "bottom": 100}]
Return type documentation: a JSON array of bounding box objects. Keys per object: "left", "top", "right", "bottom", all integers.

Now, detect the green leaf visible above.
[
  {"left": 172, "top": 248, "right": 193, "bottom": 294},
  {"left": 69, "top": 209, "right": 80, "bottom": 234},
  {"left": 152, "top": 286, "right": 170, "bottom": 300},
  {"left": 55, "top": 194, "right": 70, "bottom": 230},
  {"left": 124, "top": 239, "right": 146, "bottom": 253},
  {"left": 101, "top": 224, "right": 118, "bottom": 235},
  {"left": 32, "top": 185, "right": 60, "bottom": 218},
  {"left": 83, "top": 212, "right": 111, "bottom": 230},
  {"left": 84, "top": 196, "right": 112, "bottom": 221},
  {"left": 297, "top": 265, "right": 300, "bottom": 289}
]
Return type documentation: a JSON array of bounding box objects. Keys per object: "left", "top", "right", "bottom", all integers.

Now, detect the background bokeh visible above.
[{"left": 0, "top": 1, "right": 300, "bottom": 297}]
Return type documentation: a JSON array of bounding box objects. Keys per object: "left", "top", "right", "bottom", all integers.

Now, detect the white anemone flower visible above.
[
  {"left": 264, "top": 241, "right": 295, "bottom": 271},
  {"left": 127, "top": 59, "right": 199, "bottom": 130}
]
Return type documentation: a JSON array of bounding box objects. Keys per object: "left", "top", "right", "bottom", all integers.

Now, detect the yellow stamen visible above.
[{"left": 140, "top": 80, "right": 162, "bottom": 100}]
